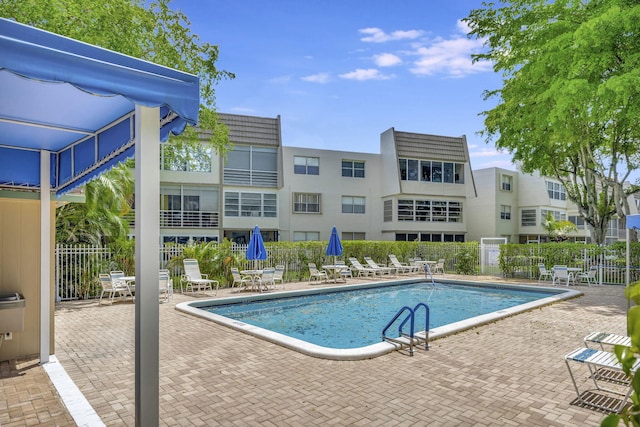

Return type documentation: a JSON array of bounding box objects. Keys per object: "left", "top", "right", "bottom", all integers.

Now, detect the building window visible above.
[
  {"left": 541, "top": 209, "right": 566, "bottom": 224},
  {"left": 395, "top": 233, "right": 419, "bottom": 241},
  {"left": 160, "top": 186, "right": 219, "bottom": 227},
  {"left": 162, "top": 235, "right": 217, "bottom": 245},
  {"left": 223, "top": 145, "right": 278, "bottom": 187},
  {"left": 342, "top": 160, "right": 365, "bottom": 178},
  {"left": 500, "top": 205, "right": 511, "bottom": 220},
  {"left": 521, "top": 209, "right": 536, "bottom": 226},
  {"left": 342, "top": 196, "right": 365, "bottom": 214},
  {"left": 546, "top": 181, "right": 566, "bottom": 200},
  {"left": 293, "top": 231, "right": 320, "bottom": 241},
  {"left": 294, "top": 156, "right": 319, "bottom": 175},
  {"left": 161, "top": 143, "right": 212, "bottom": 172},
  {"left": 293, "top": 193, "right": 320, "bottom": 213},
  {"left": 569, "top": 215, "right": 585, "bottom": 229},
  {"left": 383, "top": 200, "right": 393, "bottom": 222},
  {"left": 398, "top": 199, "right": 414, "bottom": 221},
  {"left": 501, "top": 174, "right": 513, "bottom": 191},
  {"left": 396, "top": 199, "right": 462, "bottom": 222},
  {"left": 342, "top": 232, "right": 365, "bottom": 240},
  {"left": 400, "top": 158, "right": 464, "bottom": 184},
  {"left": 224, "top": 192, "right": 277, "bottom": 218}
]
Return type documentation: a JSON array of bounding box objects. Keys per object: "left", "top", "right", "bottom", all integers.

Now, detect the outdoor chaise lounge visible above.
[
  {"left": 182, "top": 258, "right": 219, "bottom": 295},
  {"left": 564, "top": 346, "right": 640, "bottom": 413},
  {"left": 584, "top": 332, "right": 631, "bottom": 350},
  {"left": 388, "top": 254, "right": 416, "bottom": 274},
  {"left": 348, "top": 257, "right": 377, "bottom": 277},
  {"left": 363, "top": 256, "right": 394, "bottom": 276}
]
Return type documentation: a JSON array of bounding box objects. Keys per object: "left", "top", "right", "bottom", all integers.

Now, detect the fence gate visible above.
[{"left": 480, "top": 238, "right": 506, "bottom": 276}]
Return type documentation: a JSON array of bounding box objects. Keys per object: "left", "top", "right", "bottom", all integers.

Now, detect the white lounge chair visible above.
[
  {"left": 565, "top": 346, "right": 640, "bottom": 413},
  {"left": 364, "top": 256, "right": 394, "bottom": 276},
  {"left": 575, "top": 266, "right": 598, "bottom": 286},
  {"left": 348, "top": 258, "right": 377, "bottom": 277},
  {"left": 308, "top": 263, "right": 328, "bottom": 284},
  {"left": 584, "top": 332, "right": 631, "bottom": 350},
  {"left": 388, "top": 254, "right": 415, "bottom": 274},
  {"left": 181, "top": 258, "right": 219, "bottom": 295}
]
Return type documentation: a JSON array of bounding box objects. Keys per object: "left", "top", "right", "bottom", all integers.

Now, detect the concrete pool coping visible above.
[{"left": 175, "top": 278, "right": 582, "bottom": 360}]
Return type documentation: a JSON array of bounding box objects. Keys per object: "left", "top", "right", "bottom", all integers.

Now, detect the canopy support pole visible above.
[
  {"left": 134, "top": 106, "right": 160, "bottom": 426},
  {"left": 40, "top": 150, "right": 51, "bottom": 364}
]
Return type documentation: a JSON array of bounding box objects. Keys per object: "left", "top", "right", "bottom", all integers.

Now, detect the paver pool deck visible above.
[{"left": 0, "top": 274, "right": 631, "bottom": 426}]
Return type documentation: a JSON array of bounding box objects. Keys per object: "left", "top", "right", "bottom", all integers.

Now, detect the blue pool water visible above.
[{"left": 201, "top": 282, "right": 554, "bottom": 349}]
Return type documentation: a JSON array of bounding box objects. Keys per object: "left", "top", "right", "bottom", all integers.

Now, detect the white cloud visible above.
[
  {"left": 408, "top": 22, "right": 492, "bottom": 78},
  {"left": 359, "top": 27, "right": 424, "bottom": 43},
  {"left": 301, "top": 72, "right": 331, "bottom": 83},
  {"left": 373, "top": 53, "right": 402, "bottom": 67},
  {"left": 338, "top": 68, "right": 394, "bottom": 81}
]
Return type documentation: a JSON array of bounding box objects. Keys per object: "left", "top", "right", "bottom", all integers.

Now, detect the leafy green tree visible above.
[{"left": 465, "top": 0, "right": 640, "bottom": 244}]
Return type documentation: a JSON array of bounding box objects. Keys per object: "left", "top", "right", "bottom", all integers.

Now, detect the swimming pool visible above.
[{"left": 176, "top": 278, "right": 580, "bottom": 360}]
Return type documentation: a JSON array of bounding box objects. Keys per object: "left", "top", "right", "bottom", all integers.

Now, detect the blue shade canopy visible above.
[
  {"left": 246, "top": 225, "right": 268, "bottom": 261},
  {"left": 0, "top": 18, "right": 200, "bottom": 195},
  {"left": 326, "top": 226, "right": 343, "bottom": 257}
]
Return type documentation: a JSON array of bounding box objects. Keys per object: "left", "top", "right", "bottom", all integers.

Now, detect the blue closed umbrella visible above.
[
  {"left": 326, "top": 226, "right": 343, "bottom": 265},
  {"left": 246, "top": 225, "right": 267, "bottom": 268}
]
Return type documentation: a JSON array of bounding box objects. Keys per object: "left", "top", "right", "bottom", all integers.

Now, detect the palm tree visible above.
[{"left": 56, "top": 162, "right": 134, "bottom": 245}]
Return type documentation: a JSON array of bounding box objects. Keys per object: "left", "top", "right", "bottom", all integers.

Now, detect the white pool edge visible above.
[{"left": 176, "top": 279, "right": 582, "bottom": 361}]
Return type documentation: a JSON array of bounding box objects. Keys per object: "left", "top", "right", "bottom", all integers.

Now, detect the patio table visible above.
[{"left": 322, "top": 265, "right": 348, "bottom": 283}]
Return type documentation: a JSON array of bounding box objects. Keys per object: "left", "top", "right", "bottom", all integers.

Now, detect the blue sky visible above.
[{"left": 171, "top": 0, "right": 513, "bottom": 171}]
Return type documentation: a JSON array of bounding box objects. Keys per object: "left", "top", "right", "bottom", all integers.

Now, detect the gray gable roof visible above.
[
  {"left": 394, "top": 130, "right": 468, "bottom": 162},
  {"left": 218, "top": 113, "right": 281, "bottom": 147}
]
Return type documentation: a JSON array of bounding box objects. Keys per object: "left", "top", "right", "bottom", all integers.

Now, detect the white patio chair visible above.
[
  {"left": 273, "top": 265, "right": 285, "bottom": 289},
  {"left": 257, "top": 267, "right": 276, "bottom": 291},
  {"left": 158, "top": 269, "right": 172, "bottom": 302},
  {"left": 98, "top": 273, "right": 131, "bottom": 304},
  {"left": 335, "top": 260, "right": 353, "bottom": 280},
  {"left": 308, "top": 263, "right": 328, "bottom": 283},
  {"left": 432, "top": 259, "right": 445, "bottom": 274},
  {"left": 182, "top": 258, "right": 219, "bottom": 295},
  {"left": 552, "top": 265, "right": 574, "bottom": 286},
  {"left": 538, "top": 263, "right": 552, "bottom": 282},
  {"left": 575, "top": 265, "right": 598, "bottom": 286},
  {"left": 230, "top": 267, "right": 253, "bottom": 292}
]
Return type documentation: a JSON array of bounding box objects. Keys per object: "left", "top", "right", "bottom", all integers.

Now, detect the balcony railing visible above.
[{"left": 124, "top": 210, "right": 219, "bottom": 228}]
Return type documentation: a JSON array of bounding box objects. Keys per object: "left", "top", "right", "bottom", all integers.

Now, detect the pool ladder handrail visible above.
[{"left": 382, "top": 302, "right": 430, "bottom": 356}]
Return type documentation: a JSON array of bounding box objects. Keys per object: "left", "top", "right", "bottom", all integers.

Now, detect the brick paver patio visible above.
[{"left": 0, "top": 274, "right": 631, "bottom": 426}]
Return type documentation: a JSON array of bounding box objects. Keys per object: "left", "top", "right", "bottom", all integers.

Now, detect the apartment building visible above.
[
  {"left": 466, "top": 167, "right": 629, "bottom": 244},
  {"left": 152, "top": 113, "right": 478, "bottom": 244}
]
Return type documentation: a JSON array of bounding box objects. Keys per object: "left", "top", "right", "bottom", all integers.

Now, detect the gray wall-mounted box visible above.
[{"left": 0, "top": 293, "right": 25, "bottom": 334}]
